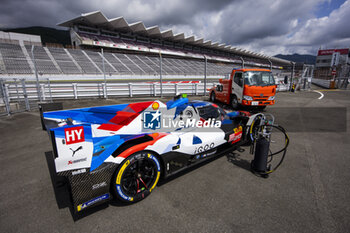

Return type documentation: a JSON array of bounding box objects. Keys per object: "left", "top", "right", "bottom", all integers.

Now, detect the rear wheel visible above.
[
  {"left": 231, "top": 95, "right": 239, "bottom": 109},
  {"left": 112, "top": 151, "right": 161, "bottom": 203},
  {"left": 210, "top": 92, "right": 216, "bottom": 102}
]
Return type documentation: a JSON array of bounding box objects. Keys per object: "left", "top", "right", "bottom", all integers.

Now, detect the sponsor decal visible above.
[
  {"left": 69, "top": 146, "right": 83, "bottom": 157},
  {"left": 77, "top": 193, "right": 109, "bottom": 212},
  {"left": 152, "top": 102, "right": 159, "bottom": 110},
  {"left": 147, "top": 154, "right": 160, "bottom": 192},
  {"left": 195, "top": 149, "right": 217, "bottom": 160},
  {"left": 116, "top": 160, "right": 130, "bottom": 185},
  {"left": 148, "top": 154, "right": 160, "bottom": 171},
  {"left": 116, "top": 184, "right": 132, "bottom": 201},
  {"left": 143, "top": 111, "right": 161, "bottom": 130},
  {"left": 194, "top": 143, "right": 215, "bottom": 154},
  {"left": 142, "top": 108, "right": 221, "bottom": 132},
  {"left": 169, "top": 161, "right": 184, "bottom": 167},
  {"left": 92, "top": 181, "right": 107, "bottom": 190},
  {"left": 234, "top": 126, "right": 243, "bottom": 134},
  {"left": 72, "top": 168, "right": 86, "bottom": 176},
  {"left": 229, "top": 126, "right": 243, "bottom": 143},
  {"left": 64, "top": 126, "right": 85, "bottom": 145},
  {"left": 68, "top": 157, "right": 87, "bottom": 165},
  {"left": 162, "top": 118, "right": 221, "bottom": 128}
]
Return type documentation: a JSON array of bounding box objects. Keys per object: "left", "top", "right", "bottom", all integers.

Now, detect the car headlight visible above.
[
  {"left": 243, "top": 95, "right": 253, "bottom": 101},
  {"left": 268, "top": 96, "right": 275, "bottom": 100}
]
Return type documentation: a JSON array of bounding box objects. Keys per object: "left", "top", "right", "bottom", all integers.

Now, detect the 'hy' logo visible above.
[{"left": 64, "top": 126, "right": 85, "bottom": 145}]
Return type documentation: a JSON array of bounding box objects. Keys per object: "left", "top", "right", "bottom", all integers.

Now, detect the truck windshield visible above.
[{"left": 244, "top": 71, "right": 275, "bottom": 86}]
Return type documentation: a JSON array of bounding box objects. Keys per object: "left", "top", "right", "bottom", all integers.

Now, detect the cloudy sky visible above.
[{"left": 1, "top": 0, "right": 349, "bottom": 55}]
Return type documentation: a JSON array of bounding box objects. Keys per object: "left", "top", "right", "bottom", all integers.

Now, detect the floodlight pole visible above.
[
  {"left": 101, "top": 48, "right": 106, "bottom": 83},
  {"left": 159, "top": 52, "right": 163, "bottom": 98},
  {"left": 31, "top": 45, "right": 42, "bottom": 102},
  {"left": 101, "top": 48, "right": 107, "bottom": 99},
  {"left": 204, "top": 55, "right": 207, "bottom": 96},
  {"left": 268, "top": 58, "right": 272, "bottom": 70},
  {"left": 240, "top": 57, "right": 245, "bottom": 69}
]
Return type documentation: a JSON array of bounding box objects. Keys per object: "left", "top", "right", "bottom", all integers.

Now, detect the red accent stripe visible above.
[
  {"left": 128, "top": 101, "right": 153, "bottom": 112},
  {"left": 117, "top": 133, "right": 168, "bottom": 158}
]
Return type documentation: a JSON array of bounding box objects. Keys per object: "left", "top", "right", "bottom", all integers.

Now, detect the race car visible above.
[{"left": 41, "top": 96, "right": 259, "bottom": 213}]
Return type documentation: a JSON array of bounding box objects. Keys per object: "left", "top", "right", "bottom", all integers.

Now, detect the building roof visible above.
[{"left": 57, "top": 11, "right": 290, "bottom": 65}]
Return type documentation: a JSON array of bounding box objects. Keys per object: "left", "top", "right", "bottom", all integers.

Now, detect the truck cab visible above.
[{"left": 210, "top": 68, "right": 277, "bottom": 109}]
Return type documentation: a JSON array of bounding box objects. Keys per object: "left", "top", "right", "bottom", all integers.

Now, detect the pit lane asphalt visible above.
[{"left": 0, "top": 86, "right": 349, "bottom": 233}]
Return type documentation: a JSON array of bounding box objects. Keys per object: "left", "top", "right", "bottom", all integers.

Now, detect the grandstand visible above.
[{"left": 0, "top": 11, "right": 291, "bottom": 80}]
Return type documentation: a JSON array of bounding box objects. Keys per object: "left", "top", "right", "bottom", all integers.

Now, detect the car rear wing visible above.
[{"left": 38, "top": 102, "right": 63, "bottom": 130}]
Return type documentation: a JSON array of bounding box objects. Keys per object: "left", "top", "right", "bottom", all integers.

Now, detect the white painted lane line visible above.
[{"left": 313, "top": 90, "right": 324, "bottom": 100}]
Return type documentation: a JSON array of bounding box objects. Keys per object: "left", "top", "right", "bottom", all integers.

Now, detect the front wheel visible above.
[
  {"left": 112, "top": 151, "right": 161, "bottom": 203},
  {"left": 231, "top": 95, "right": 239, "bottom": 109},
  {"left": 257, "top": 106, "right": 266, "bottom": 111},
  {"left": 210, "top": 92, "right": 216, "bottom": 102}
]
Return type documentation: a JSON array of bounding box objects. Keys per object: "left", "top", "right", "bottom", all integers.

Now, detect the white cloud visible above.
[{"left": 1, "top": 0, "right": 349, "bottom": 56}]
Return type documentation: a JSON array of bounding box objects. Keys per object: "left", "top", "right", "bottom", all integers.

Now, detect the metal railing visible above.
[
  {"left": 0, "top": 79, "right": 215, "bottom": 116},
  {"left": 1, "top": 76, "right": 291, "bottom": 116}
]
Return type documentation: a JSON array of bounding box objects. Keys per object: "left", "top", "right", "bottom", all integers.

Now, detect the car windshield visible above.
[
  {"left": 197, "top": 104, "right": 226, "bottom": 121},
  {"left": 244, "top": 71, "right": 275, "bottom": 86}
]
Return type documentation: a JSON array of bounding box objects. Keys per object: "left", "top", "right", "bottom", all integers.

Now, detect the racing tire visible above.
[
  {"left": 210, "top": 92, "right": 216, "bottom": 102},
  {"left": 231, "top": 95, "right": 239, "bottom": 109},
  {"left": 112, "top": 151, "right": 161, "bottom": 203}
]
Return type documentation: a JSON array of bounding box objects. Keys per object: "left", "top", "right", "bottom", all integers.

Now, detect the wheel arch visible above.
[{"left": 111, "top": 136, "right": 166, "bottom": 178}]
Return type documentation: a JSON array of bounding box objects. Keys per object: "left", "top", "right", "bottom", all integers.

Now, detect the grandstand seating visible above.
[
  {"left": 25, "top": 45, "right": 60, "bottom": 74},
  {"left": 48, "top": 47, "right": 81, "bottom": 74},
  {"left": 67, "top": 49, "right": 101, "bottom": 74},
  {"left": 0, "top": 42, "right": 235, "bottom": 77},
  {"left": 0, "top": 43, "right": 32, "bottom": 74},
  {"left": 84, "top": 50, "right": 116, "bottom": 74},
  {"left": 113, "top": 53, "right": 145, "bottom": 75}
]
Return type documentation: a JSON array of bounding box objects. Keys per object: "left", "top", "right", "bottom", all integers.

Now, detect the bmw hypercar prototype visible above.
[{"left": 42, "top": 96, "right": 257, "bottom": 212}]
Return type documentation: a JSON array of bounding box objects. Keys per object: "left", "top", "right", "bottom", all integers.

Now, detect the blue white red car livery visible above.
[{"left": 42, "top": 96, "right": 255, "bottom": 212}]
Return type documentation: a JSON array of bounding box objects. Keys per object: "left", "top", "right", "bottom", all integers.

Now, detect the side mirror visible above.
[{"left": 284, "top": 76, "right": 288, "bottom": 84}]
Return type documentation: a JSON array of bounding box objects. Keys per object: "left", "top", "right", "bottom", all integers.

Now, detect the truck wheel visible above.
[
  {"left": 112, "top": 151, "right": 161, "bottom": 203},
  {"left": 210, "top": 92, "right": 216, "bottom": 102},
  {"left": 257, "top": 106, "right": 266, "bottom": 111},
  {"left": 231, "top": 95, "right": 239, "bottom": 109}
]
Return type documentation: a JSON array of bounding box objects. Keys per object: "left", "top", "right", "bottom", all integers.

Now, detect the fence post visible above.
[
  {"left": 41, "top": 84, "right": 46, "bottom": 101},
  {"left": 21, "top": 79, "right": 30, "bottom": 111},
  {"left": 129, "top": 83, "right": 133, "bottom": 97},
  {"left": 0, "top": 79, "right": 11, "bottom": 115},
  {"left": 153, "top": 83, "right": 156, "bottom": 97},
  {"left": 73, "top": 83, "right": 78, "bottom": 99},
  {"left": 195, "top": 83, "right": 198, "bottom": 95},
  {"left": 175, "top": 83, "right": 178, "bottom": 95},
  {"left": 14, "top": 79, "right": 20, "bottom": 102},
  {"left": 102, "top": 83, "right": 107, "bottom": 99},
  {"left": 31, "top": 45, "right": 42, "bottom": 102},
  {"left": 104, "top": 82, "right": 108, "bottom": 99},
  {"left": 47, "top": 79, "right": 53, "bottom": 103}
]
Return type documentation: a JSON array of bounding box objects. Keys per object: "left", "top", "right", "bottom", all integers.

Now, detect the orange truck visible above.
[{"left": 209, "top": 68, "right": 277, "bottom": 110}]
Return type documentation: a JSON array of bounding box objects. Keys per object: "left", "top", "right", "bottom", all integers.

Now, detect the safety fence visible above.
[
  {"left": 1, "top": 77, "right": 291, "bottom": 116},
  {"left": 0, "top": 79, "right": 214, "bottom": 116}
]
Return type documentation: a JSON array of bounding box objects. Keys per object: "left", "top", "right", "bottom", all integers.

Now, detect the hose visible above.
[
  {"left": 264, "top": 125, "right": 289, "bottom": 174},
  {"left": 249, "top": 123, "right": 289, "bottom": 175}
]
